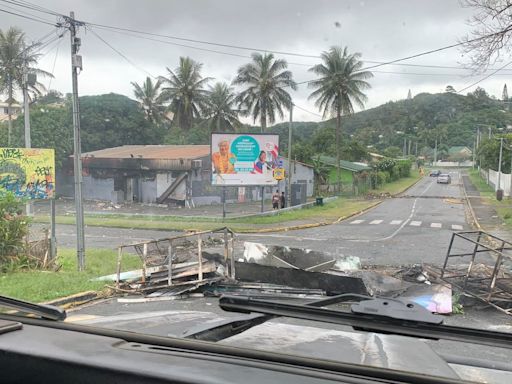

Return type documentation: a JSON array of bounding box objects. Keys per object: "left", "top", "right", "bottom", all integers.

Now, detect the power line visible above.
[
  {"left": 293, "top": 103, "right": 322, "bottom": 118},
  {"left": 457, "top": 60, "right": 512, "bottom": 94},
  {"left": 86, "top": 26, "right": 155, "bottom": 79},
  {"left": 0, "top": 6, "right": 57, "bottom": 26},
  {"left": 0, "top": 0, "right": 62, "bottom": 17},
  {"left": 47, "top": 37, "right": 62, "bottom": 90}
]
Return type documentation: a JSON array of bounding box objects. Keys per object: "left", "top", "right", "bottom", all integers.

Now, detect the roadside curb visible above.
[
  {"left": 240, "top": 199, "right": 384, "bottom": 234},
  {"left": 391, "top": 175, "right": 424, "bottom": 197},
  {"left": 461, "top": 176, "right": 482, "bottom": 230},
  {"left": 42, "top": 290, "right": 101, "bottom": 309}
]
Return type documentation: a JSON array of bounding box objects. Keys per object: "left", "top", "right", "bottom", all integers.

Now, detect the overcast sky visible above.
[{"left": 2, "top": 0, "right": 512, "bottom": 122}]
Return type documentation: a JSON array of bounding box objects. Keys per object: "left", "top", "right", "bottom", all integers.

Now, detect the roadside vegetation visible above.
[
  {"left": 468, "top": 169, "right": 512, "bottom": 228},
  {"left": 0, "top": 248, "right": 140, "bottom": 303},
  {"left": 33, "top": 171, "right": 422, "bottom": 232}
]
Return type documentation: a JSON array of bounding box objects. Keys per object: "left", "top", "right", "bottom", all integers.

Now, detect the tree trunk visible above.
[
  {"left": 336, "top": 106, "right": 341, "bottom": 194},
  {"left": 260, "top": 101, "right": 266, "bottom": 133},
  {"left": 7, "top": 105, "right": 12, "bottom": 146}
]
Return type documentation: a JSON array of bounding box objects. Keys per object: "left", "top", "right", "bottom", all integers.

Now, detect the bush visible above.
[{"left": 0, "top": 193, "right": 29, "bottom": 262}]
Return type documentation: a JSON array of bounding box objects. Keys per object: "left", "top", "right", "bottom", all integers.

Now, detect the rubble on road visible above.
[{"left": 105, "top": 229, "right": 461, "bottom": 314}]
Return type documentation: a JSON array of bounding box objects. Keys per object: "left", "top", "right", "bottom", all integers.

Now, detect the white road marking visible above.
[
  {"left": 410, "top": 221, "right": 422, "bottom": 226},
  {"left": 452, "top": 224, "right": 463, "bottom": 230},
  {"left": 241, "top": 233, "right": 326, "bottom": 241},
  {"left": 370, "top": 220, "right": 383, "bottom": 225},
  {"left": 349, "top": 178, "right": 436, "bottom": 243},
  {"left": 431, "top": 222, "right": 442, "bottom": 228},
  {"left": 350, "top": 219, "right": 364, "bottom": 224},
  {"left": 390, "top": 220, "right": 402, "bottom": 225}
]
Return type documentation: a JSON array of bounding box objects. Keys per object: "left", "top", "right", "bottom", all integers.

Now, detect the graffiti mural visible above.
[{"left": 0, "top": 148, "right": 55, "bottom": 199}]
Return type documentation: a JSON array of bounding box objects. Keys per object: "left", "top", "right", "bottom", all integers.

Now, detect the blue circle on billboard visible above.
[{"left": 231, "top": 136, "right": 260, "bottom": 162}]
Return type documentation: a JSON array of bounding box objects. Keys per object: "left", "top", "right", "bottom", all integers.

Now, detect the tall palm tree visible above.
[
  {"left": 233, "top": 53, "right": 296, "bottom": 132},
  {"left": 0, "top": 27, "right": 51, "bottom": 145},
  {"left": 159, "top": 57, "right": 210, "bottom": 130},
  {"left": 131, "top": 76, "right": 167, "bottom": 125},
  {"left": 204, "top": 82, "right": 241, "bottom": 132},
  {"left": 308, "top": 46, "right": 373, "bottom": 192}
]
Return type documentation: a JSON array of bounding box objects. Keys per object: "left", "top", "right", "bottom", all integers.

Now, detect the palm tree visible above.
[
  {"left": 308, "top": 46, "right": 373, "bottom": 192},
  {"left": 131, "top": 76, "right": 167, "bottom": 125},
  {"left": 204, "top": 82, "right": 241, "bottom": 132},
  {"left": 159, "top": 57, "right": 210, "bottom": 130},
  {"left": 0, "top": 27, "right": 51, "bottom": 145},
  {"left": 233, "top": 53, "right": 296, "bottom": 132}
]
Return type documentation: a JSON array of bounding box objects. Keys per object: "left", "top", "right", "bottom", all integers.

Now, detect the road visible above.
[
  {"left": 42, "top": 171, "right": 468, "bottom": 265},
  {"left": 64, "top": 170, "right": 512, "bottom": 364}
]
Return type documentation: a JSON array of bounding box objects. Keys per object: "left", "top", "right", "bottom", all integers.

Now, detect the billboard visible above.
[
  {"left": 211, "top": 133, "right": 279, "bottom": 186},
  {"left": 0, "top": 148, "right": 55, "bottom": 199}
]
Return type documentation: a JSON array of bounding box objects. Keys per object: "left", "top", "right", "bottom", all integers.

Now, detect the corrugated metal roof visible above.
[
  {"left": 82, "top": 145, "right": 210, "bottom": 160},
  {"left": 317, "top": 155, "right": 371, "bottom": 172}
]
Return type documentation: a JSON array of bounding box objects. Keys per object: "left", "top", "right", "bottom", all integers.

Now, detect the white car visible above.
[{"left": 437, "top": 174, "right": 451, "bottom": 184}]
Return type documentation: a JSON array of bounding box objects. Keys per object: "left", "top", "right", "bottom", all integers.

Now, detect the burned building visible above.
[
  {"left": 66, "top": 145, "right": 209, "bottom": 206},
  {"left": 59, "top": 144, "right": 314, "bottom": 207}
]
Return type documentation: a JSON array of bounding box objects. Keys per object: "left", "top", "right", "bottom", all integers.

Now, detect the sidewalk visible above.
[
  {"left": 33, "top": 198, "right": 297, "bottom": 219},
  {"left": 461, "top": 171, "right": 511, "bottom": 241}
]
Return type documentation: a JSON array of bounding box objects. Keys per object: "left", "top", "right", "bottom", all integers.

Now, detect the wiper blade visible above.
[
  {"left": 0, "top": 295, "right": 66, "bottom": 321},
  {"left": 219, "top": 295, "right": 512, "bottom": 350}
]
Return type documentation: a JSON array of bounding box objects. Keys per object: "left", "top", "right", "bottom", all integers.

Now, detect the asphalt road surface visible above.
[{"left": 43, "top": 171, "right": 468, "bottom": 266}]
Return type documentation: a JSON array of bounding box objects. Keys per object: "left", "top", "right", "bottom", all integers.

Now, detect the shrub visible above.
[{"left": 0, "top": 192, "right": 29, "bottom": 262}]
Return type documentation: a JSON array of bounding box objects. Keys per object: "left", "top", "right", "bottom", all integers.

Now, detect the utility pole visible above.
[
  {"left": 434, "top": 138, "right": 438, "bottom": 164},
  {"left": 287, "top": 103, "right": 293, "bottom": 207},
  {"left": 497, "top": 137, "right": 504, "bottom": 192},
  {"left": 23, "top": 71, "right": 32, "bottom": 216},
  {"left": 489, "top": 127, "right": 492, "bottom": 139},
  {"left": 68, "top": 12, "right": 86, "bottom": 271},
  {"left": 403, "top": 137, "right": 407, "bottom": 156}
]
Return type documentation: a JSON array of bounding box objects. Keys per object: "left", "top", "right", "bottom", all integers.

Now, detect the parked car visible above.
[
  {"left": 437, "top": 173, "right": 451, "bottom": 184},
  {"left": 430, "top": 170, "right": 441, "bottom": 177}
]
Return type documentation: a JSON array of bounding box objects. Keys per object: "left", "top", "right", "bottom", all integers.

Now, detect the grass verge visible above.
[
  {"left": 33, "top": 173, "right": 422, "bottom": 232},
  {"left": 468, "top": 169, "right": 512, "bottom": 227},
  {"left": 0, "top": 248, "right": 140, "bottom": 303}
]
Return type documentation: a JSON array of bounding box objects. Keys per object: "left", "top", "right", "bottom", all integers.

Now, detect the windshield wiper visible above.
[
  {"left": 213, "top": 294, "right": 512, "bottom": 350},
  {"left": 0, "top": 295, "right": 66, "bottom": 321}
]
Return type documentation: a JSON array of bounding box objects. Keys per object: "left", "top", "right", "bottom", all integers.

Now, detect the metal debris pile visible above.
[
  {"left": 98, "top": 227, "right": 463, "bottom": 314},
  {"left": 428, "top": 231, "right": 512, "bottom": 315}
]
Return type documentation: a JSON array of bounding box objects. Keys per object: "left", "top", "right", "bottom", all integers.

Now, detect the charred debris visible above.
[{"left": 100, "top": 228, "right": 512, "bottom": 315}]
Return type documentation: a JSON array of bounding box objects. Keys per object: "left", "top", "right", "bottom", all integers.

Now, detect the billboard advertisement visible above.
[
  {"left": 0, "top": 148, "right": 55, "bottom": 199},
  {"left": 211, "top": 133, "right": 279, "bottom": 186}
]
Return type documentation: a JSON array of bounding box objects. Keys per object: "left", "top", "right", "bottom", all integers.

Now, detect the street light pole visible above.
[
  {"left": 498, "top": 137, "right": 504, "bottom": 191},
  {"left": 287, "top": 103, "right": 293, "bottom": 207},
  {"left": 69, "top": 12, "right": 86, "bottom": 271},
  {"left": 23, "top": 71, "right": 32, "bottom": 216}
]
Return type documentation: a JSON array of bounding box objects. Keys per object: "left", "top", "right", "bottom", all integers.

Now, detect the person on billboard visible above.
[
  {"left": 212, "top": 139, "right": 236, "bottom": 174},
  {"left": 254, "top": 150, "right": 271, "bottom": 174}
]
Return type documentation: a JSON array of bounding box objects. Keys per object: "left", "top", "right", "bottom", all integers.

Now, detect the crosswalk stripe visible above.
[
  {"left": 452, "top": 224, "right": 463, "bottom": 230},
  {"left": 370, "top": 220, "right": 383, "bottom": 225},
  {"left": 410, "top": 221, "right": 422, "bottom": 226},
  {"left": 431, "top": 222, "right": 442, "bottom": 228},
  {"left": 350, "top": 219, "right": 364, "bottom": 224},
  {"left": 390, "top": 220, "right": 402, "bottom": 225}
]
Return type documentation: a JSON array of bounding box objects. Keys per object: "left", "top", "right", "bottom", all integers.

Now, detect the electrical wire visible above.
[
  {"left": 457, "top": 60, "right": 512, "bottom": 94},
  {"left": 0, "top": 6, "right": 57, "bottom": 26},
  {"left": 293, "top": 103, "right": 322, "bottom": 118},
  {"left": 86, "top": 26, "right": 155, "bottom": 79},
  {"left": 0, "top": 0, "right": 62, "bottom": 17},
  {"left": 46, "top": 37, "right": 62, "bottom": 90}
]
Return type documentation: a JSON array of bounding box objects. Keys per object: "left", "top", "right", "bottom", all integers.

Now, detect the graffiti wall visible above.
[{"left": 0, "top": 148, "right": 55, "bottom": 199}]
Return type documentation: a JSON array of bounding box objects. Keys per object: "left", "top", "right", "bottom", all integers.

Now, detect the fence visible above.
[
  {"left": 433, "top": 160, "right": 474, "bottom": 167},
  {"left": 481, "top": 168, "right": 512, "bottom": 197}
]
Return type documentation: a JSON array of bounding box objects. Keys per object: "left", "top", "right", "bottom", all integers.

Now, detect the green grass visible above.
[
  {"left": 0, "top": 248, "right": 141, "bottom": 303},
  {"left": 33, "top": 173, "right": 422, "bottom": 232},
  {"left": 468, "top": 169, "right": 512, "bottom": 227}
]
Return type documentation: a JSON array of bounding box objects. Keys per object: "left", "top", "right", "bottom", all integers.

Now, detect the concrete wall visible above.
[
  {"left": 433, "top": 160, "right": 474, "bottom": 167},
  {"left": 140, "top": 177, "right": 157, "bottom": 203},
  {"left": 488, "top": 169, "right": 511, "bottom": 196},
  {"left": 282, "top": 159, "right": 314, "bottom": 197},
  {"left": 83, "top": 175, "right": 114, "bottom": 201}
]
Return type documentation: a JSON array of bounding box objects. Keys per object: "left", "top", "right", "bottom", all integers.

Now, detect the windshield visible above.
[{"left": 1, "top": 0, "right": 512, "bottom": 382}]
